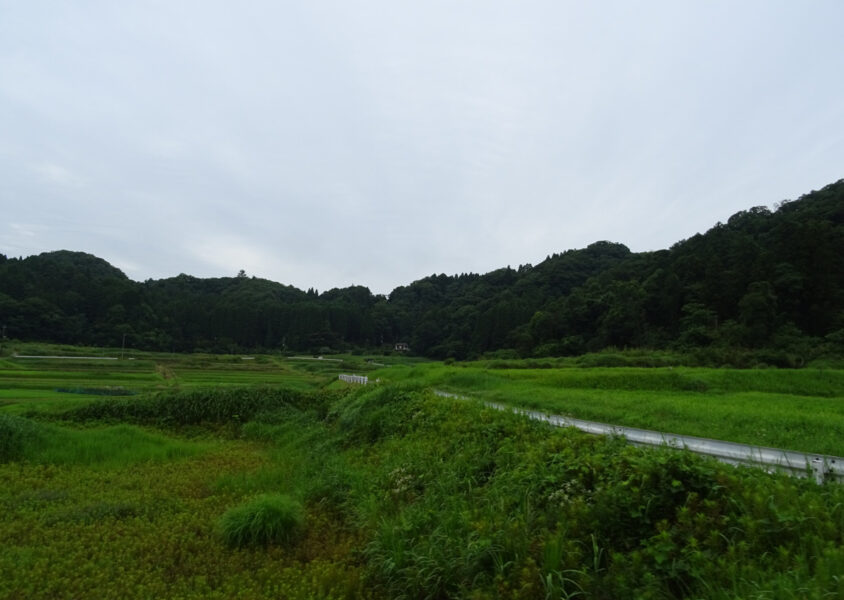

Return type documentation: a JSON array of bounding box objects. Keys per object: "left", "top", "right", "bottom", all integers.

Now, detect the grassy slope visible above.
[
  {"left": 375, "top": 363, "right": 844, "bottom": 455},
  {"left": 2, "top": 384, "right": 844, "bottom": 599},
  {"left": 4, "top": 351, "right": 843, "bottom": 453},
  {"left": 4, "top": 351, "right": 844, "bottom": 598}
]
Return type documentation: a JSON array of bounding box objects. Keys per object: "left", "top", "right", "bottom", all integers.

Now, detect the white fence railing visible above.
[
  {"left": 339, "top": 374, "right": 368, "bottom": 385},
  {"left": 433, "top": 390, "right": 844, "bottom": 485}
]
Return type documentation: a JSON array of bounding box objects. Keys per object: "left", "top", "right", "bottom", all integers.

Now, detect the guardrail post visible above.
[{"left": 812, "top": 457, "right": 825, "bottom": 485}]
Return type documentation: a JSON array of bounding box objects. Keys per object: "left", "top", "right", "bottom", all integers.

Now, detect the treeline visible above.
[{"left": 1, "top": 180, "right": 842, "bottom": 362}]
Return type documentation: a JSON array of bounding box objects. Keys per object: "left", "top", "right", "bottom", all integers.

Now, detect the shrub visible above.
[
  {"left": 62, "top": 386, "right": 317, "bottom": 426},
  {"left": 218, "top": 494, "right": 305, "bottom": 547},
  {"left": 0, "top": 414, "right": 43, "bottom": 462}
]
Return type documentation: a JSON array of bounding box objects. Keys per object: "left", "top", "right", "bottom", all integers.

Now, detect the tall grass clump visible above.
[
  {"left": 218, "top": 493, "right": 305, "bottom": 547},
  {"left": 0, "top": 415, "right": 206, "bottom": 466},
  {"left": 35, "top": 424, "right": 207, "bottom": 466},
  {"left": 330, "top": 383, "right": 426, "bottom": 444},
  {"left": 0, "top": 413, "right": 44, "bottom": 461}
]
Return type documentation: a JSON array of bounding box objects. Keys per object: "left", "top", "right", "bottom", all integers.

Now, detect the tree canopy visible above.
[{"left": 1, "top": 180, "right": 842, "bottom": 362}]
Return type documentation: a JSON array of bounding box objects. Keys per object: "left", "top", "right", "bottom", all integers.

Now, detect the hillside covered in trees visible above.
[{"left": 1, "top": 180, "right": 842, "bottom": 363}]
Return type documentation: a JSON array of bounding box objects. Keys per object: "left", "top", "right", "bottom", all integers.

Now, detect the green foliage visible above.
[
  {"left": 0, "top": 413, "right": 43, "bottom": 461},
  {"left": 325, "top": 388, "right": 844, "bottom": 598},
  {"left": 0, "top": 444, "right": 370, "bottom": 599},
  {"left": 4, "top": 368, "right": 844, "bottom": 598},
  {"left": 35, "top": 424, "right": 208, "bottom": 466},
  {"left": 63, "top": 386, "right": 320, "bottom": 426},
  {"left": 54, "top": 386, "right": 136, "bottom": 396},
  {"left": 218, "top": 494, "right": 305, "bottom": 548},
  {"left": 3, "top": 179, "right": 843, "bottom": 360},
  {"left": 330, "top": 384, "right": 425, "bottom": 444},
  {"left": 376, "top": 362, "right": 844, "bottom": 455},
  {"left": 0, "top": 415, "right": 207, "bottom": 466},
  {"left": 208, "top": 384, "right": 844, "bottom": 598}
]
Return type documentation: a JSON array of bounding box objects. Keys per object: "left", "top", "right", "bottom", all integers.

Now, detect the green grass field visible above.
[
  {"left": 3, "top": 347, "right": 843, "bottom": 454},
  {"left": 2, "top": 347, "right": 844, "bottom": 598},
  {"left": 373, "top": 362, "right": 844, "bottom": 456},
  {"left": 0, "top": 346, "right": 389, "bottom": 414},
  {"left": 0, "top": 439, "right": 370, "bottom": 599}
]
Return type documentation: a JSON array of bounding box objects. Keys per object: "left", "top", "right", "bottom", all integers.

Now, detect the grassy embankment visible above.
[
  {"left": 2, "top": 381, "right": 844, "bottom": 599},
  {"left": 373, "top": 362, "right": 844, "bottom": 456}
]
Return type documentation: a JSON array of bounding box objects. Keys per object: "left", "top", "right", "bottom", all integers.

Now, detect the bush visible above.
[
  {"left": 218, "top": 494, "right": 305, "bottom": 547},
  {"left": 62, "top": 386, "right": 317, "bottom": 426},
  {"left": 0, "top": 414, "right": 43, "bottom": 462}
]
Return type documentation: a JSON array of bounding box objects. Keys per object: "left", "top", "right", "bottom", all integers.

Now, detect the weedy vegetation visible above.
[{"left": 1, "top": 351, "right": 843, "bottom": 599}]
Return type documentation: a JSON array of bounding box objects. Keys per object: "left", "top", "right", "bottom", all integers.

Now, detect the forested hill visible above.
[{"left": 1, "top": 179, "right": 842, "bottom": 362}]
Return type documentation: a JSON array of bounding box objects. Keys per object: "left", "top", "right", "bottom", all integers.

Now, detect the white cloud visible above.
[{"left": 1, "top": 1, "right": 842, "bottom": 292}]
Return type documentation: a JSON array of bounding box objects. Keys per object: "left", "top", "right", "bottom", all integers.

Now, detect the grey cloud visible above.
[{"left": 1, "top": 1, "right": 842, "bottom": 294}]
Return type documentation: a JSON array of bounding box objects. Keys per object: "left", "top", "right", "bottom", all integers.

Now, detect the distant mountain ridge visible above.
[{"left": 1, "top": 179, "right": 842, "bottom": 362}]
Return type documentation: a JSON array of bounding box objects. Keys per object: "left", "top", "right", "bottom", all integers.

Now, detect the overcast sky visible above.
[{"left": 1, "top": 1, "right": 842, "bottom": 294}]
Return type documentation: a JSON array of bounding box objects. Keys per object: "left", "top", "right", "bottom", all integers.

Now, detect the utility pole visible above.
[{"left": 121, "top": 333, "right": 126, "bottom": 360}]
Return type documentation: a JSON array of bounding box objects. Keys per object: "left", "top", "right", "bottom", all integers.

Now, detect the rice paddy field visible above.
[
  {"left": 0, "top": 343, "right": 406, "bottom": 416},
  {"left": 2, "top": 346, "right": 844, "bottom": 599}
]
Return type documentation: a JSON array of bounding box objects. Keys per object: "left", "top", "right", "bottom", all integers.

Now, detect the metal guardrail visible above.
[
  {"left": 339, "top": 374, "right": 368, "bottom": 385},
  {"left": 433, "top": 390, "right": 844, "bottom": 485}
]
